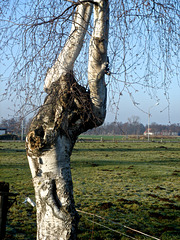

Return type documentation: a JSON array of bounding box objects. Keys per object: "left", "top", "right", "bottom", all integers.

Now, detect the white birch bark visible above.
[
  {"left": 44, "top": 2, "right": 93, "bottom": 92},
  {"left": 26, "top": 1, "right": 109, "bottom": 239},
  {"left": 88, "top": 0, "right": 109, "bottom": 123},
  {"left": 27, "top": 3, "right": 93, "bottom": 239},
  {"left": 26, "top": 134, "right": 77, "bottom": 240}
]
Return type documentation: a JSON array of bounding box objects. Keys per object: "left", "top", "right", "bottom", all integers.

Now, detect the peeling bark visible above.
[{"left": 26, "top": 1, "right": 109, "bottom": 239}]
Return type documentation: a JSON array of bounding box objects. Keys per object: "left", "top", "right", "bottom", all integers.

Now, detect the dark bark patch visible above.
[
  {"left": 28, "top": 126, "right": 45, "bottom": 151},
  {"left": 35, "top": 126, "right": 44, "bottom": 138},
  {"left": 39, "top": 157, "right": 43, "bottom": 164},
  {"left": 52, "top": 179, "right": 61, "bottom": 209}
]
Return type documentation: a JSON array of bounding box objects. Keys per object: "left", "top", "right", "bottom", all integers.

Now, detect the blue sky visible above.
[
  {"left": 106, "top": 82, "right": 179, "bottom": 125},
  {"left": 106, "top": 88, "right": 179, "bottom": 125}
]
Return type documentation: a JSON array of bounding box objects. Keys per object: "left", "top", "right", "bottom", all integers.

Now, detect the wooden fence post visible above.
[{"left": 0, "top": 182, "right": 9, "bottom": 239}]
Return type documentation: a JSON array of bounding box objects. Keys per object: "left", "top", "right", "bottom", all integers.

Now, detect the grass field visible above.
[
  {"left": 0, "top": 140, "right": 180, "bottom": 239},
  {"left": 78, "top": 135, "right": 180, "bottom": 143}
]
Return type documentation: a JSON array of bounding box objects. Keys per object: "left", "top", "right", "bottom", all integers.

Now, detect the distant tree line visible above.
[
  {"left": 0, "top": 116, "right": 180, "bottom": 137},
  {"left": 0, "top": 117, "right": 30, "bottom": 136},
  {"left": 84, "top": 116, "right": 180, "bottom": 136}
]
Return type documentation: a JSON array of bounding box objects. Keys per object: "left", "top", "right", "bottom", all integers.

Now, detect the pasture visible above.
[{"left": 0, "top": 140, "right": 180, "bottom": 239}]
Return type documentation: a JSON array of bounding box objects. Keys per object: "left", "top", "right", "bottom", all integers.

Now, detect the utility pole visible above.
[
  {"left": 148, "top": 102, "right": 159, "bottom": 142},
  {"left": 21, "top": 118, "right": 24, "bottom": 141}
]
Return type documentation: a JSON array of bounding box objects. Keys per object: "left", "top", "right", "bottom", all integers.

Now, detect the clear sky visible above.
[{"left": 105, "top": 78, "right": 180, "bottom": 125}]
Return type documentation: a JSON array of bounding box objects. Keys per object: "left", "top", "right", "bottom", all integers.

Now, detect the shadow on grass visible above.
[
  {"left": 0, "top": 148, "right": 26, "bottom": 152},
  {"left": 73, "top": 147, "right": 180, "bottom": 152},
  {"left": 71, "top": 159, "right": 180, "bottom": 168},
  {"left": 0, "top": 164, "right": 29, "bottom": 169}
]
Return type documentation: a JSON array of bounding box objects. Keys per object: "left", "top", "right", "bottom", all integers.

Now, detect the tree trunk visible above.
[{"left": 26, "top": 1, "right": 109, "bottom": 239}]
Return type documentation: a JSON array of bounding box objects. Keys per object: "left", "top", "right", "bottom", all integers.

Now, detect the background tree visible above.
[
  {"left": 0, "top": 0, "right": 180, "bottom": 239},
  {"left": 0, "top": 117, "right": 23, "bottom": 135},
  {"left": 85, "top": 121, "right": 180, "bottom": 135},
  {"left": 128, "top": 115, "right": 140, "bottom": 135}
]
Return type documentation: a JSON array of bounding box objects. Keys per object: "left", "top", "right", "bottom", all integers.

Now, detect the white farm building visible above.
[{"left": 0, "top": 128, "right": 7, "bottom": 135}]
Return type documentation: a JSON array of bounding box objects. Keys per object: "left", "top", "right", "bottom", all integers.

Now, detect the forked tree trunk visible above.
[{"left": 26, "top": 1, "right": 109, "bottom": 239}]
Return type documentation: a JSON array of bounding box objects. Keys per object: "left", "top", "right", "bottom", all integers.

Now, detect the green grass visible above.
[
  {"left": 0, "top": 141, "right": 180, "bottom": 239},
  {"left": 79, "top": 134, "right": 180, "bottom": 142},
  {"left": 79, "top": 135, "right": 124, "bottom": 141}
]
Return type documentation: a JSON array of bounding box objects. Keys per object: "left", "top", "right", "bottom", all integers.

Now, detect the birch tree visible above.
[
  {"left": 0, "top": 0, "right": 179, "bottom": 239},
  {"left": 25, "top": 1, "right": 109, "bottom": 239}
]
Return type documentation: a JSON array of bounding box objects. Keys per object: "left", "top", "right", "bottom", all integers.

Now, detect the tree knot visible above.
[{"left": 27, "top": 126, "right": 45, "bottom": 151}]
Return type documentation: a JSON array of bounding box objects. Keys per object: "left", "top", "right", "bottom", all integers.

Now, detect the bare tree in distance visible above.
[{"left": 0, "top": 0, "right": 180, "bottom": 239}]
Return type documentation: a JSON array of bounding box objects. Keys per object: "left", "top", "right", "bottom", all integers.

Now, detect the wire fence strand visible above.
[
  {"left": 86, "top": 218, "right": 138, "bottom": 240},
  {"left": 77, "top": 209, "right": 161, "bottom": 240}
]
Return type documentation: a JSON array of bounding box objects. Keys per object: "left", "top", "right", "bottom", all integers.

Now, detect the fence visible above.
[{"left": 0, "top": 182, "right": 18, "bottom": 239}]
